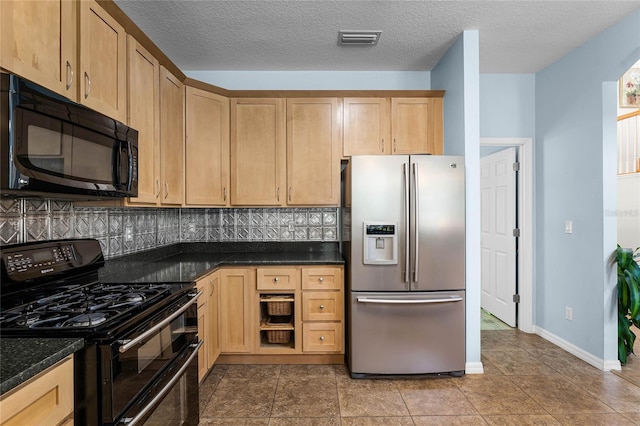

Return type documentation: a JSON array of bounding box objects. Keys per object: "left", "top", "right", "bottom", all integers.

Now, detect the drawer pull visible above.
[
  {"left": 319, "top": 304, "right": 325, "bottom": 310},
  {"left": 319, "top": 277, "right": 324, "bottom": 282},
  {"left": 320, "top": 336, "right": 325, "bottom": 341},
  {"left": 274, "top": 277, "right": 279, "bottom": 283}
]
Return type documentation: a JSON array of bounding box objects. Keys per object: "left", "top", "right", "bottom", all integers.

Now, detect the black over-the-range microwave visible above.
[{"left": 0, "top": 73, "right": 138, "bottom": 199}]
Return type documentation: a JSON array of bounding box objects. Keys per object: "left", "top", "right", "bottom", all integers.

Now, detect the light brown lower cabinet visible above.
[{"left": 0, "top": 355, "right": 74, "bottom": 426}]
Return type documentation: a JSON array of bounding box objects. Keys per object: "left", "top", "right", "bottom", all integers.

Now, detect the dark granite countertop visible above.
[
  {"left": 0, "top": 338, "right": 84, "bottom": 395},
  {"left": 100, "top": 242, "right": 344, "bottom": 284}
]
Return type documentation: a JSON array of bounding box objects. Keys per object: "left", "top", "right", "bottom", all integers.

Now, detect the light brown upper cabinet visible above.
[
  {"left": 390, "top": 97, "right": 443, "bottom": 155},
  {"left": 79, "top": 0, "right": 127, "bottom": 122},
  {"left": 230, "top": 98, "right": 286, "bottom": 206},
  {"left": 343, "top": 98, "right": 390, "bottom": 155},
  {"left": 0, "top": 0, "right": 77, "bottom": 100},
  {"left": 286, "top": 98, "right": 341, "bottom": 206},
  {"left": 126, "top": 35, "right": 160, "bottom": 206},
  {"left": 343, "top": 97, "right": 443, "bottom": 156},
  {"left": 185, "top": 87, "right": 230, "bottom": 206},
  {"left": 159, "top": 66, "right": 184, "bottom": 206}
]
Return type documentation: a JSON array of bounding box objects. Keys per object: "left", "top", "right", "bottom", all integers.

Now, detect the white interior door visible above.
[{"left": 480, "top": 148, "right": 517, "bottom": 327}]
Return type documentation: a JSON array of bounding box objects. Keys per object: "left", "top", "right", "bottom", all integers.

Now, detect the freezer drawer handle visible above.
[{"left": 356, "top": 296, "right": 463, "bottom": 304}]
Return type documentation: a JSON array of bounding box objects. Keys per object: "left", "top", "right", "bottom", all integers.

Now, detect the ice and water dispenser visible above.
[{"left": 362, "top": 222, "right": 398, "bottom": 265}]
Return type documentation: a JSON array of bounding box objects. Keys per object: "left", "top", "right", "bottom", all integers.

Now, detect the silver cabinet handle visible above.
[
  {"left": 380, "top": 138, "right": 384, "bottom": 153},
  {"left": 119, "top": 291, "right": 202, "bottom": 353},
  {"left": 277, "top": 187, "right": 280, "bottom": 202},
  {"left": 121, "top": 340, "right": 203, "bottom": 426},
  {"left": 412, "top": 162, "right": 419, "bottom": 283},
  {"left": 155, "top": 179, "right": 161, "bottom": 198},
  {"left": 403, "top": 162, "right": 410, "bottom": 283},
  {"left": 289, "top": 187, "right": 292, "bottom": 202},
  {"left": 357, "top": 296, "right": 463, "bottom": 304},
  {"left": 66, "top": 61, "right": 73, "bottom": 90},
  {"left": 209, "top": 279, "right": 214, "bottom": 297},
  {"left": 84, "top": 71, "right": 91, "bottom": 99},
  {"left": 393, "top": 138, "right": 397, "bottom": 152},
  {"left": 223, "top": 187, "right": 227, "bottom": 201},
  {"left": 164, "top": 182, "right": 169, "bottom": 199}
]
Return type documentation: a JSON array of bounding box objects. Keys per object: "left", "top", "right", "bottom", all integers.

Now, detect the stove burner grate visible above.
[{"left": 64, "top": 313, "right": 108, "bottom": 327}]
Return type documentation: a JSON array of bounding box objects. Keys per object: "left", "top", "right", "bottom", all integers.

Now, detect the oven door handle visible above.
[
  {"left": 120, "top": 340, "right": 203, "bottom": 426},
  {"left": 118, "top": 290, "right": 202, "bottom": 353}
]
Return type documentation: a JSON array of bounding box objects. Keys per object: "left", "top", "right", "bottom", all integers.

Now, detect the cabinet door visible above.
[
  {"left": 343, "top": 98, "right": 390, "bottom": 156},
  {"left": 0, "top": 0, "right": 77, "bottom": 99},
  {"left": 0, "top": 356, "right": 74, "bottom": 426},
  {"left": 230, "top": 98, "right": 286, "bottom": 206},
  {"left": 209, "top": 271, "right": 221, "bottom": 367},
  {"left": 197, "top": 293, "right": 208, "bottom": 383},
  {"left": 391, "top": 97, "right": 443, "bottom": 155},
  {"left": 219, "top": 268, "right": 255, "bottom": 353},
  {"left": 286, "top": 98, "right": 341, "bottom": 206},
  {"left": 159, "top": 66, "right": 184, "bottom": 206},
  {"left": 185, "top": 87, "right": 230, "bottom": 206},
  {"left": 79, "top": 0, "right": 126, "bottom": 122},
  {"left": 126, "top": 35, "right": 160, "bottom": 206}
]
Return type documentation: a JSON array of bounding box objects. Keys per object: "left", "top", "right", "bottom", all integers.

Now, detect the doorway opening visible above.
[{"left": 480, "top": 138, "right": 534, "bottom": 333}]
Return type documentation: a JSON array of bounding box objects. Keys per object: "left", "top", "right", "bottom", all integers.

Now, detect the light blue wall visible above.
[
  {"left": 432, "top": 31, "right": 482, "bottom": 370},
  {"left": 535, "top": 10, "right": 640, "bottom": 363},
  {"left": 480, "top": 74, "right": 535, "bottom": 139},
  {"left": 184, "top": 71, "right": 430, "bottom": 90}
]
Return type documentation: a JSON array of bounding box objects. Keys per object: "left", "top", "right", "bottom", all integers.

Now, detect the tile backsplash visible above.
[{"left": 0, "top": 199, "right": 339, "bottom": 259}]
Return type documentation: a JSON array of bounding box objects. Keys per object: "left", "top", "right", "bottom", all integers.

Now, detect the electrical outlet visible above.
[
  {"left": 288, "top": 221, "right": 295, "bottom": 232},
  {"left": 125, "top": 225, "right": 134, "bottom": 242},
  {"left": 565, "top": 306, "right": 573, "bottom": 321}
]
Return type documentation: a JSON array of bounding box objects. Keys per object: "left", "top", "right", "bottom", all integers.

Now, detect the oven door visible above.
[
  {"left": 117, "top": 341, "right": 201, "bottom": 426},
  {"left": 101, "top": 291, "right": 200, "bottom": 425}
]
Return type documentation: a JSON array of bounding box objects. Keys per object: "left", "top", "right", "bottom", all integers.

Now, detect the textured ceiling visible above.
[{"left": 114, "top": 0, "right": 640, "bottom": 73}]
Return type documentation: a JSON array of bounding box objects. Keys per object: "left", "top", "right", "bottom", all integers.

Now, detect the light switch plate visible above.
[{"left": 564, "top": 220, "right": 573, "bottom": 234}]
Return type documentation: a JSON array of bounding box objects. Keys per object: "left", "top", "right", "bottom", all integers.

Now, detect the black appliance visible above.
[
  {"left": 0, "top": 239, "right": 200, "bottom": 426},
  {"left": 0, "top": 73, "right": 138, "bottom": 199}
]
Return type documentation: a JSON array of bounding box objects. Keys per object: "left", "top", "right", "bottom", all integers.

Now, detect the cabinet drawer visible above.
[
  {"left": 303, "top": 323, "right": 343, "bottom": 353},
  {"left": 302, "top": 292, "right": 343, "bottom": 321},
  {"left": 301, "top": 267, "right": 342, "bottom": 290},
  {"left": 257, "top": 268, "right": 298, "bottom": 290}
]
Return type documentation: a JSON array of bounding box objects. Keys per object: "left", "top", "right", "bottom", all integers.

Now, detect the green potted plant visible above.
[{"left": 617, "top": 245, "right": 640, "bottom": 364}]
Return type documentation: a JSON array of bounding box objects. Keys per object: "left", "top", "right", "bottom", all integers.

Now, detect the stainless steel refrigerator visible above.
[{"left": 345, "top": 155, "right": 465, "bottom": 377}]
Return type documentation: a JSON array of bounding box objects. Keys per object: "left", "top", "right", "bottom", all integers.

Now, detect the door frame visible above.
[{"left": 480, "top": 138, "right": 534, "bottom": 333}]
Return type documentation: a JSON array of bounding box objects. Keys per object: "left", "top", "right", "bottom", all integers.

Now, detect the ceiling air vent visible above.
[{"left": 338, "top": 30, "right": 382, "bottom": 46}]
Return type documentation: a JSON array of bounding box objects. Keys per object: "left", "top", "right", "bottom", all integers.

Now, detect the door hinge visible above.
[
  {"left": 513, "top": 228, "right": 520, "bottom": 237},
  {"left": 513, "top": 294, "right": 520, "bottom": 303},
  {"left": 513, "top": 162, "right": 520, "bottom": 172}
]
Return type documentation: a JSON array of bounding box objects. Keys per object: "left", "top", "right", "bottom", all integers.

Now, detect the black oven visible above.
[
  {"left": 0, "top": 239, "right": 200, "bottom": 426},
  {"left": 0, "top": 73, "right": 138, "bottom": 199},
  {"left": 75, "top": 290, "right": 201, "bottom": 426}
]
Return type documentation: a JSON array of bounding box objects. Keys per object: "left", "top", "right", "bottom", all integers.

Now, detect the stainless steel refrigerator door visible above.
[
  {"left": 348, "top": 290, "right": 465, "bottom": 375},
  {"left": 350, "top": 155, "right": 409, "bottom": 291},
  {"left": 410, "top": 155, "right": 465, "bottom": 291}
]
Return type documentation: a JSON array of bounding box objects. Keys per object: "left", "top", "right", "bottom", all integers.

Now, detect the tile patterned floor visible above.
[{"left": 199, "top": 329, "right": 640, "bottom": 425}]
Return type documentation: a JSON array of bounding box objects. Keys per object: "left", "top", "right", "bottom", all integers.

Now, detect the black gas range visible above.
[{"left": 0, "top": 239, "right": 201, "bottom": 426}]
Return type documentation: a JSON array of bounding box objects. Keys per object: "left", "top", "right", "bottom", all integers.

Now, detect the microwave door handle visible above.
[
  {"left": 127, "top": 143, "right": 134, "bottom": 190},
  {"left": 120, "top": 340, "right": 203, "bottom": 426},
  {"left": 113, "top": 143, "right": 121, "bottom": 188}
]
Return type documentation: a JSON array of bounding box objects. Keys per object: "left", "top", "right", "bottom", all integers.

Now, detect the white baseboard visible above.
[
  {"left": 465, "top": 361, "right": 484, "bottom": 374},
  {"left": 535, "top": 326, "right": 621, "bottom": 371}
]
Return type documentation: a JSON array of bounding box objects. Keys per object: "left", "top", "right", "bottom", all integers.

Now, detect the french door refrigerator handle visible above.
[
  {"left": 357, "top": 296, "right": 463, "bottom": 304},
  {"left": 412, "top": 162, "right": 419, "bottom": 283},
  {"left": 403, "top": 162, "right": 410, "bottom": 283}
]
